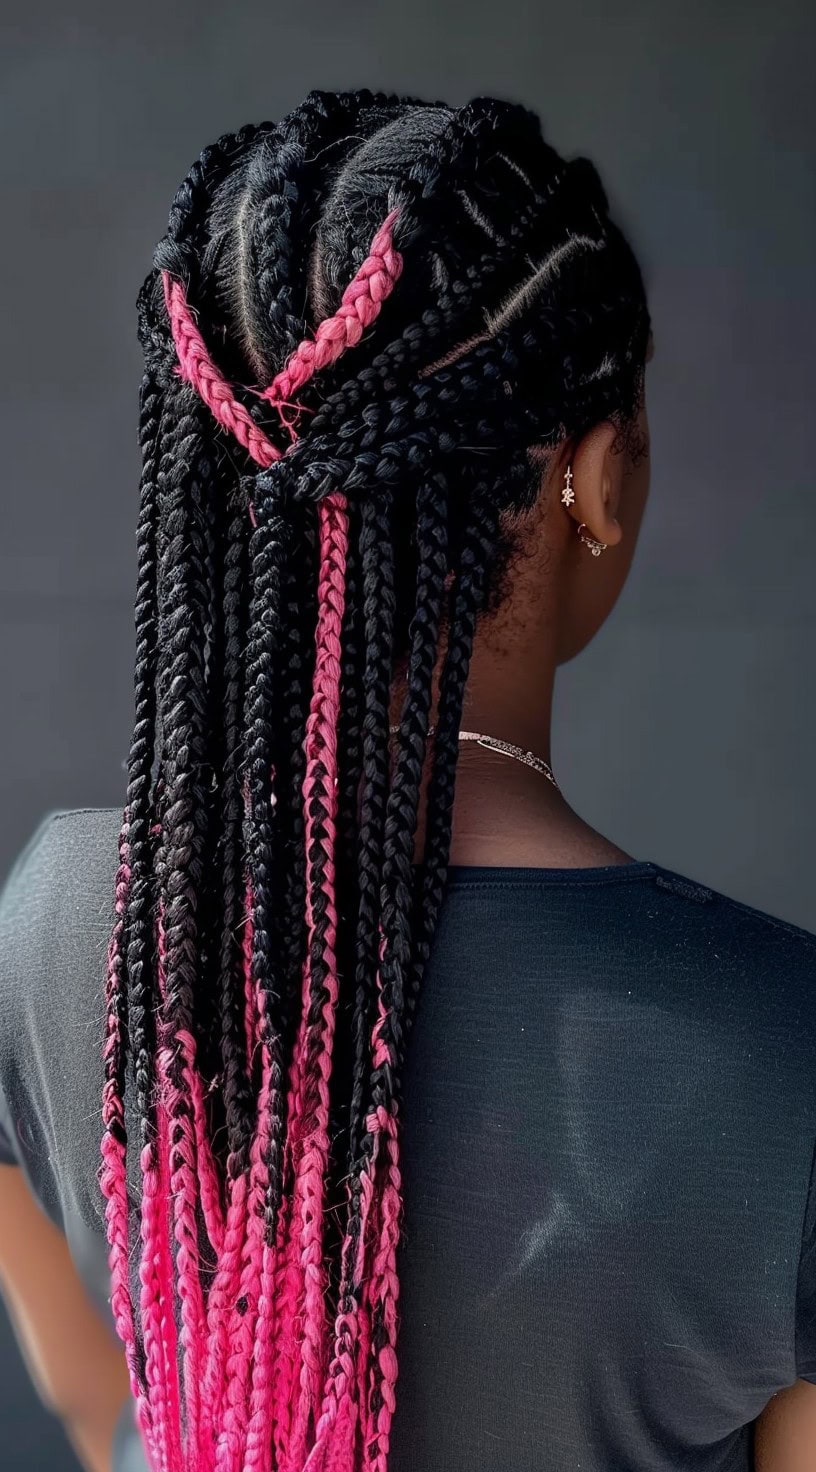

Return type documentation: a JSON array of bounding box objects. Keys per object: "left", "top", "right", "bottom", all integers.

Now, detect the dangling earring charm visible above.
[
  {"left": 577, "top": 523, "right": 608, "bottom": 556},
  {"left": 563, "top": 463, "right": 608, "bottom": 555}
]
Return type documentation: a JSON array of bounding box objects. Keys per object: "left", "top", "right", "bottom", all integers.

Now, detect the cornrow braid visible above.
[
  {"left": 101, "top": 90, "right": 650, "bottom": 1472},
  {"left": 235, "top": 91, "right": 404, "bottom": 374}
]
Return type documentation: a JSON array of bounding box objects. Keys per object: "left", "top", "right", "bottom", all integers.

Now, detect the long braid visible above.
[
  {"left": 127, "top": 373, "right": 172, "bottom": 1472},
  {"left": 102, "top": 91, "right": 650, "bottom": 1472},
  {"left": 125, "top": 371, "right": 163, "bottom": 1132},
  {"left": 405, "top": 496, "right": 501, "bottom": 1033},
  {"left": 276, "top": 517, "right": 314, "bottom": 1035},
  {"left": 347, "top": 492, "right": 396, "bottom": 1176},
  {"left": 359, "top": 481, "right": 449, "bottom": 1472},
  {"left": 327, "top": 503, "right": 368, "bottom": 1202},
  {"left": 153, "top": 379, "right": 215, "bottom": 1458},
  {"left": 215, "top": 507, "right": 254, "bottom": 1170}
]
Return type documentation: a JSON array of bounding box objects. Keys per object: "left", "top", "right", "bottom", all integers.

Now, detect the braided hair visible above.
[{"left": 100, "top": 89, "right": 650, "bottom": 1472}]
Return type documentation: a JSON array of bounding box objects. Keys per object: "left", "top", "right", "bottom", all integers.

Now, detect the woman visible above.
[{"left": 0, "top": 89, "right": 814, "bottom": 1472}]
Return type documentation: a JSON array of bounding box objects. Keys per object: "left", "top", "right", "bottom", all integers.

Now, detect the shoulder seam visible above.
[
  {"left": 445, "top": 869, "right": 655, "bottom": 892},
  {"left": 655, "top": 862, "right": 816, "bottom": 951},
  {"left": 714, "top": 893, "right": 816, "bottom": 955}
]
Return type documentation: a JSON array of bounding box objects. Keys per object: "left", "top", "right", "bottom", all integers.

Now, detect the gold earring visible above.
[
  {"left": 561, "top": 464, "right": 575, "bottom": 506},
  {"left": 577, "top": 523, "right": 608, "bottom": 557}
]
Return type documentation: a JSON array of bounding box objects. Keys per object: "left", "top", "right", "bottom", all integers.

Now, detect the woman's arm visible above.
[
  {"left": 755, "top": 1378, "right": 816, "bottom": 1471},
  {"left": 0, "top": 1163, "right": 131, "bottom": 1472}
]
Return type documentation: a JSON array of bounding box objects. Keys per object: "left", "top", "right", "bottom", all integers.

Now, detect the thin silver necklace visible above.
[{"left": 388, "top": 725, "right": 559, "bottom": 792}]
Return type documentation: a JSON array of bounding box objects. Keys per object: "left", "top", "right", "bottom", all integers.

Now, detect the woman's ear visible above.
[{"left": 567, "top": 420, "right": 625, "bottom": 548}]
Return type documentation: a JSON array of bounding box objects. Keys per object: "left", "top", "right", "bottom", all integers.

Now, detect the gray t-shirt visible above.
[{"left": 2, "top": 808, "right": 816, "bottom": 1472}]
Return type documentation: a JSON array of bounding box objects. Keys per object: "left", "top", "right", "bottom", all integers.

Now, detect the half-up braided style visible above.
[{"left": 101, "top": 89, "right": 651, "bottom": 1472}]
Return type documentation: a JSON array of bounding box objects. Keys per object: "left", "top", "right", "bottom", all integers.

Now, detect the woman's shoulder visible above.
[
  {"left": 645, "top": 857, "right": 816, "bottom": 971},
  {"left": 0, "top": 809, "right": 120, "bottom": 1218},
  {"left": 442, "top": 854, "right": 816, "bottom": 1034},
  {"left": 648, "top": 853, "right": 813, "bottom": 927},
  {"left": 0, "top": 808, "right": 120, "bottom": 1015},
  {"left": 0, "top": 808, "right": 120, "bottom": 932}
]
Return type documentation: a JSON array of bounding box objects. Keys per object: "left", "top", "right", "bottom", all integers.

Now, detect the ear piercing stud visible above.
[{"left": 562, "top": 463, "right": 608, "bottom": 556}]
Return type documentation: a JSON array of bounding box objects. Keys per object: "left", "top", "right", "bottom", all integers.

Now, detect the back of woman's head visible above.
[{"left": 100, "top": 88, "right": 650, "bottom": 1472}]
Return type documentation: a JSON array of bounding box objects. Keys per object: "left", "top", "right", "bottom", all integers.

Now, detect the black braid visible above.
[
  {"left": 376, "top": 478, "right": 449, "bottom": 1066},
  {"left": 329, "top": 501, "right": 365, "bottom": 1161},
  {"left": 347, "top": 490, "right": 396, "bottom": 1168},
  {"left": 275, "top": 509, "right": 314, "bottom": 1028},
  {"left": 123, "top": 372, "right": 163, "bottom": 1144},
  {"left": 215, "top": 505, "right": 254, "bottom": 1171},
  {"left": 149, "top": 375, "right": 218, "bottom": 1348},
  {"left": 405, "top": 496, "right": 501, "bottom": 1039},
  {"left": 241, "top": 477, "right": 291, "bottom": 1239},
  {"left": 153, "top": 378, "right": 211, "bottom": 1045}
]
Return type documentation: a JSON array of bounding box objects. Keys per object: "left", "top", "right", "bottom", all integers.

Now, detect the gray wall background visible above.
[{"left": 1, "top": 0, "right": 814, "bottom": 1465}]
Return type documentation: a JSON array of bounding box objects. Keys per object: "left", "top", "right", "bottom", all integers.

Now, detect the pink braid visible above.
[
  {"left": 269, "top": 1016, "right": 310, "bottom": 1461},
  {"left": 190, "top": 1064, "right": 225, "bottom": 1255},
  {"left": 156, "top": 914, "right": 207, "bottom": 1465},
  {"left": 135, "top": 904, "right": 183, "bottom": 1472},
  {"left": 201, "top": 891, "right": 256, "bottom": 1467},
  {"left": 275, "top": 214, "right": 401, "bottom": 1472},
  {"left": 362, "top": 1106, "right": 402, "bottom": 1472},
  {"left": 261, "top": 211, "right": 402, "bottom": 1471},
  {"left": 261, "top": 210, "right": 402, "bottom": 405},
  {"left": 162, "top": 277, "right": 281, "bottom": 470},
  {"left": 242, "top": 1236, "right": 279, "bottom": 1472},
  {"left": 214, "top": 946, "right": 278, "bottom": 1472},
  {"left": 270, "top": 924, "right": 346, "bottom": 1464},
  {"left": 303, "top": 925, "right": 393, "bottom": 1472},
  {"left": 356, "top": 1298, "right": 373, "bottom": 1470},
  {"left": 298, "top": 985, "right": 391, "bottom": 1472},
  {"left": 155, "top": 1092, "right": 184, "bottom": 1472},
  {"left": 100, "top": 835, "right": 157, "bottom": 1461},
  {"left": 201, "top": 1172, "right": 249, "bottom": 1469},
  {"left": 356, "top": 925, "right": 404, "bottom": 1472},
  {"left": 139, "top": 1136, "right": 173, "bottom": 1472},
  {"left": 284, "top": 493, "right": 349, "bottom": 1472},
  {"left": 302, "top": 1153, "right": 380, "bottom": 1472},
  {"left": 304, "top": 1107, "right": 399, "bottom": 1472}
]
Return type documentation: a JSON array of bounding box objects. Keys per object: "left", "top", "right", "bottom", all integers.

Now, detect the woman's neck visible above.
[
  {"left": 389, "top": 578, "right": 634, "bottom": 870},
  {"left": 443, "top": 753, "right": 634, "bottom": 869},
  {"left": 391, "top": 671, "right": 633, "bottom": 872}
]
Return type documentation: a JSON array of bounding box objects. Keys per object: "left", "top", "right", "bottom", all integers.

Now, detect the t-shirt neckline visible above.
[{"left": 445, "top": 859, "right": 658, "bottom": 887}]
